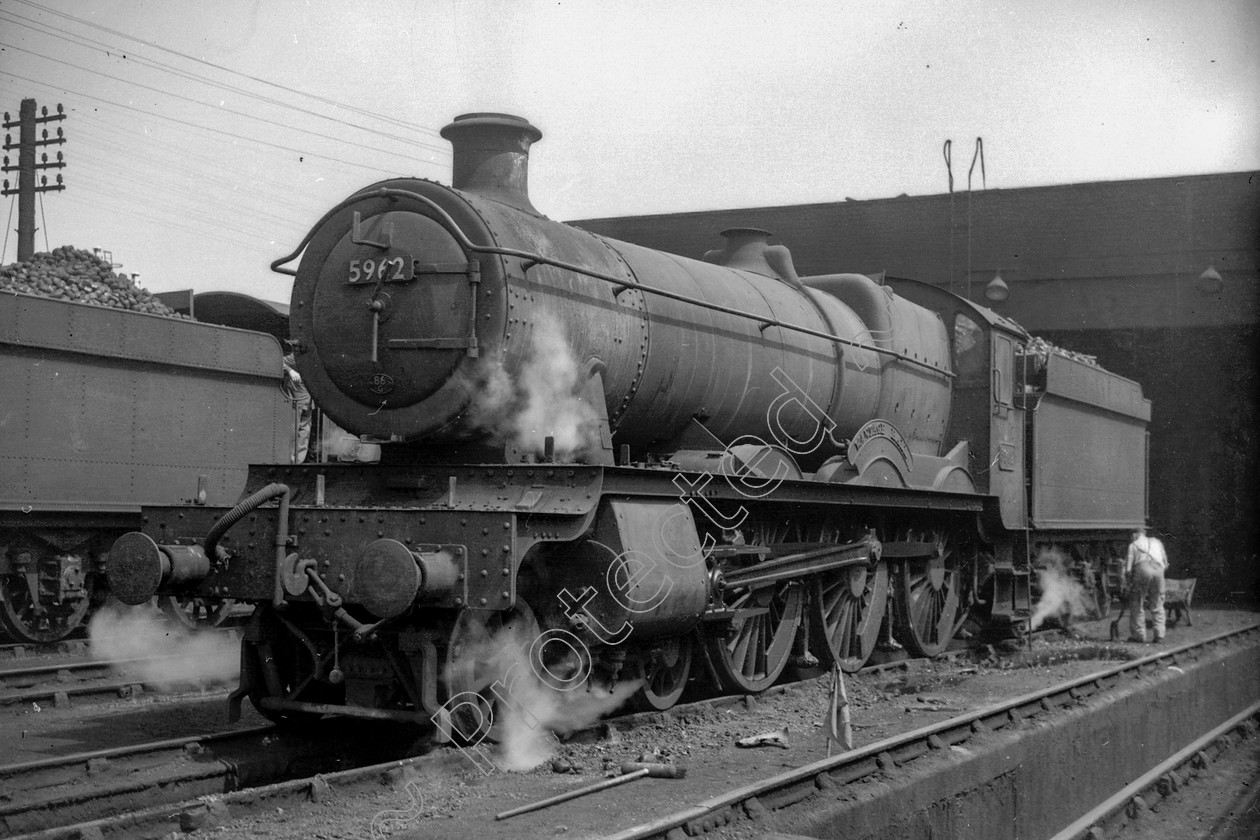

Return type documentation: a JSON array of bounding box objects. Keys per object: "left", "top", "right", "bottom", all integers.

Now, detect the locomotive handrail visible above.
[{"left": 272, "top": 188, "right": 953, "bottom": 379}]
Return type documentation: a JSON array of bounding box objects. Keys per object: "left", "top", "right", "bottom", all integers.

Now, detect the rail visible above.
[
  {"left": 1048, "top": 699, "right": 1260, "bottom": 840},
  {"left": 597, "top": 622, "right": 1260, "bottom": 840},
  {"left": 14, "top": 624, "right": 1257, "bottom": 840}
]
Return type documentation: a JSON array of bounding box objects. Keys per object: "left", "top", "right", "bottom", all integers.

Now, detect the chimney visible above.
[{"left": 439, "top": 112, "right": 543, "bottom": 214}]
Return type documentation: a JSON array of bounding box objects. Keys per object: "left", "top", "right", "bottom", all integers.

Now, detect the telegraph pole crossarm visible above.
[{"left": 3, "top": 98, "right": 69, "bottom": 261}]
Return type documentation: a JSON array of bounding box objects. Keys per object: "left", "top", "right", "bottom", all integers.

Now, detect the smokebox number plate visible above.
[{"left": 347, "top": 255, "right": 414, "bottom": 284}]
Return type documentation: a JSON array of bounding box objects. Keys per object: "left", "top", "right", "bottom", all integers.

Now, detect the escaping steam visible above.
[
  {"left": 1029, "top": 548, "right": 1091, "bottom": 630},
  {"left": 444, "top": 619, "right": 640, "bottom": 772},
  {"left": 88, "top": 603, "right": 240, "bottom": 690},
  {"left": 320, "top": 416, "right": 381, "bottom": 462},
  {"left": 466, "top": 312, "right": 601, "bottom": 459}
]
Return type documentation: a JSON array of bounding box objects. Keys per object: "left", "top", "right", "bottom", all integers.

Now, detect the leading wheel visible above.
[
  {"left": 159, "top": 594, "right": 235, "bottom": 629},
  {"left": 632, "top": 634, "right": 693, "bottom": 711},
  {"left": 442, "top": 602, "right": 543, "bottom": 744},
  {"left": 808, "top": 560, "right": 889, "bottom": 673},
  {"left": 244, "top": 605, "right": 342, "bottom": 727},
  {"left": 892, "top": 536, "right": 962, "bottom": 658},
  {"left": 703, "top": 580, "right": 803, "bottom": 694}
]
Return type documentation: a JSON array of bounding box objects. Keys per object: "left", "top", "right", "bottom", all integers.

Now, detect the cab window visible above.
[
  {"left": 992, "top": 333, "right": 1014, "bottom": 415},
  {"left": 953, "top": 313, "right": 986, "bottom": 386}
]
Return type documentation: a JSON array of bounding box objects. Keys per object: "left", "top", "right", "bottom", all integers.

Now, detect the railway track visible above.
[
  {"left": 0, "top": 640, "right": 89, "bottom": 661},
  {"left": 0, "top": 717, "right": 426, "bottom": 839},
  {"left": 9, "top": 622, "right": 1256, "bottom": 840},
  {"left": 602, "top": 623, "right": 1260, "bottom": 840},
  {"left": 0, "top": 654, "right": 235, "bottom": 707},
  {"left": 0, "top": 632, "right": 989, "bottom": 839},
  {"left": 0, "top": 725, "right": 273, "bottom": 836},
  {"left": 0, "top": 642, "right": 960, "bottom": 838}
]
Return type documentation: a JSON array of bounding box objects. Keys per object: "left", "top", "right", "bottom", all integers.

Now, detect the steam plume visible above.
[
  {"left": 466, "top": 312, "right": 601, "bottom": 459},
  {"left": 88, "top": 603, "right": 239, "bottom": 690},
  {"left": 1029, "top": 548, "right": 1091, "bottom": 630},
  {"left": 445, "top": 619, "right": 639, "bottom": 772}
]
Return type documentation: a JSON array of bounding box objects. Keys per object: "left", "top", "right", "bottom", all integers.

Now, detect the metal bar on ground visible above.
[{"left": 496, "top": 769, "right": 651, "bottom": 820}]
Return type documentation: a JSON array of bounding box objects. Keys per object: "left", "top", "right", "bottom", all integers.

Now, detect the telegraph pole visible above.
[{"left": 3, "top": 98, "right": 67, "bottom": 262}]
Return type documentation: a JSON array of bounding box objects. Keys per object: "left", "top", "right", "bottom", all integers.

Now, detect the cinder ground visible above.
[{"left": 176, "top": 605, "right": 1257, "bottom": 840}]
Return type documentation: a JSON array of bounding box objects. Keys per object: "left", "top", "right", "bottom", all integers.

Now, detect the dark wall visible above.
[{"left": 573, "top": 172, "right": 1259, "bottom": 333}]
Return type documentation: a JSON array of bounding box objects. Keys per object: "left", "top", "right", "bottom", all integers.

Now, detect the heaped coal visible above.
[{"left": 0, "top": 246, "right": 189, "bottom": 318}]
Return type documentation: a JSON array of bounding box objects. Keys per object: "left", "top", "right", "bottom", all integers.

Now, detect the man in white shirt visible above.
[{"left": 1124, "top": 526, "right": 1168, "bottom": 643}]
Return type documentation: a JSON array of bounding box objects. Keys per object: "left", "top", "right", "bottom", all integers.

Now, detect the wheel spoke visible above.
[
  {"left": 808, "top": 558, "right": 889, "bottom": 673},
  {"left": 159, "top": 595, "right": 234, "bottom": 629},
  {"left": 1, "top": 569, "right": 93, "bottom": 643},
  {"left": 704, "top": 581, "right": 803, "bottom": 693},
  {"left": 893, "top": 536, "right": 964, "bottom": 657},
  {"left": 749, "top": 615, "right": 768, "bottom": 676}
]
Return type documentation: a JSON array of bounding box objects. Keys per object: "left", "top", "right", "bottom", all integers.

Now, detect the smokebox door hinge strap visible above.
[
  {"left": 351, "top": 211, "right": 392, "bottom": 249},
  {"left": 380, "top": 260, "right": 480, "bottom": 357}
]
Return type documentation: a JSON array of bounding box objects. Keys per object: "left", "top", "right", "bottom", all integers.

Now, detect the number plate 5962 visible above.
[{"left": 347, "top": 255, "right": 413, "bottom": 284}]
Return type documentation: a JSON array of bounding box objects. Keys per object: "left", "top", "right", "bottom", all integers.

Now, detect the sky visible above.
[{"left": 1, "top": 0, "right": 1256, "bottom": 303}]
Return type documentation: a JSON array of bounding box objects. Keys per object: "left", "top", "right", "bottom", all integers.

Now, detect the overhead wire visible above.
[
  {"left": 0, "top": 40, "right": 444, "bottom": 166},
  {"left": 1, "top": 98, "right": 311, "bottom": 253},
  {"left": 1, "top": 5, "right": 460, "bottom": 281},
  {"left": 62, "top": 109, "right": 363, "bottom": 233},
  {"left": 63, "top": 181, "right": 292, "bottom": 255},
  {"left": 0, "top": 9, "right": 450, "bottom": 156},
  {"left": 0, "top": 13, "right": 451, "bottom": 161},
  {"left": 7, "top": 0, "right": 449, "bottom": 140},
  {"left": 38, "top": 187, "right": 48, "bottom": 250},
  {"left": 67, "top": 154, "right": 309, "bottom": 241},
  {"left": 3, "top": 70, "right": 409, "bottom": 176},
  {"left": 65, "top": 181, "right": 276, "bottom": 246},
  {"left": 68, "top": 145, "right": 312, "bottom": 235},
  {"left": 2, "top": 193, "right": 14, "bottom": 264},
  {"left": 2, "top": 64, "right": 433, "bottom": 185},
  {"left": 3, "top": 83, "right": 360, "bottom": 254},
  {"left": 70, "top": 144, "right": 311, "bottom": 228}
]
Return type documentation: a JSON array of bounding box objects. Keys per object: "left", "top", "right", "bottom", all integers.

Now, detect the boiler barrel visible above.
[{"left": 286, "top": 113, "right": 952, "bottom": 462}]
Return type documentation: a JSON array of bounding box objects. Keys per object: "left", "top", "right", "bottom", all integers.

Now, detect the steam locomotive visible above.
[{"left": 107, "top": 113, "right": 1150, "bottom": 739}]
